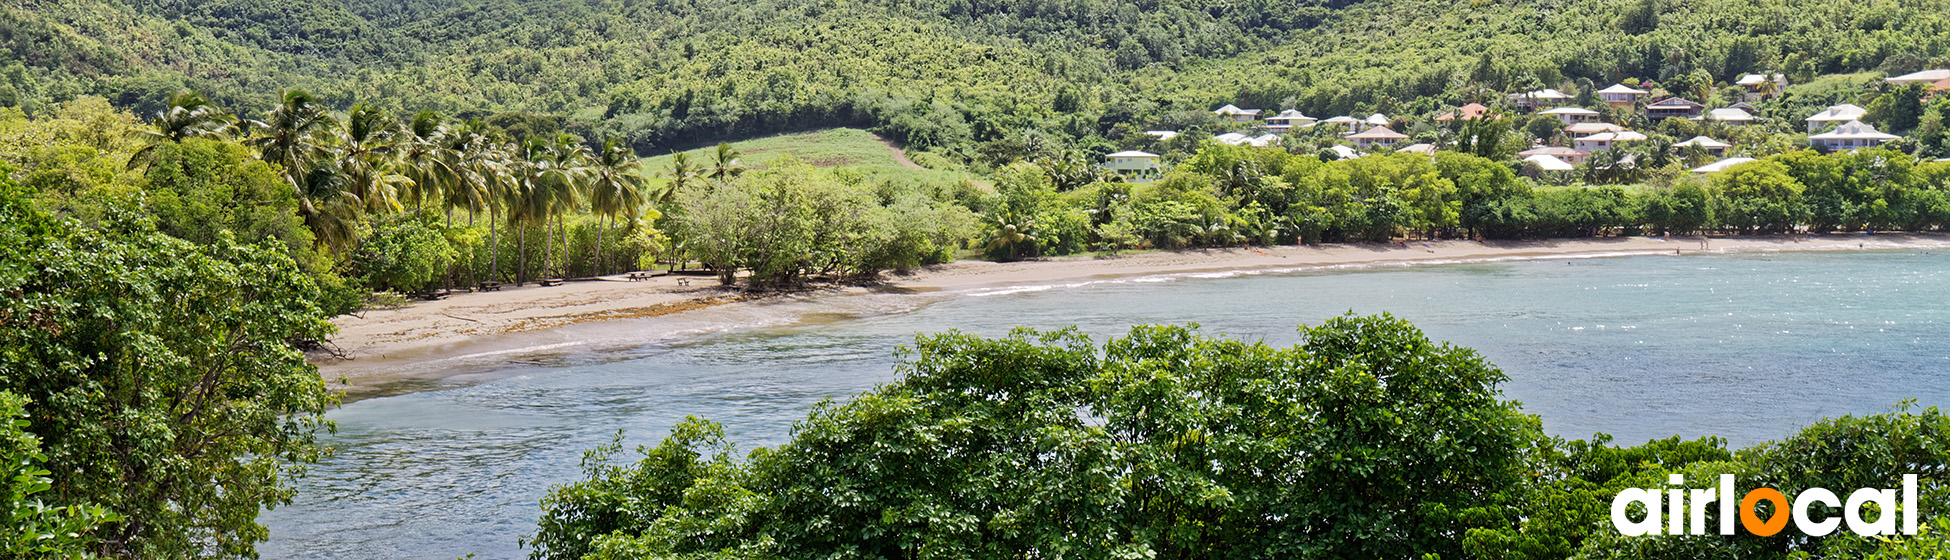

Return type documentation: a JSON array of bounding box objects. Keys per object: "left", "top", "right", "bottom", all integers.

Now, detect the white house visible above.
[
  {"left": 1645, "top": 97, "right": 1704, "bottom": 119},
  {"left": 1213, "top": 104, "right": 1262, "bottom": 123},
  {"left": 1808, "top": 120, "right": 1900, "bottom": 151},
  {"left": 1362, "top": 113, "right": 1391, "bottom": 127},
  {"left": 1523, "top": 154, "right": 1576, "bottom": 171},
  {"left": 1328, "top": 145, "right": 1362, "bottom": 160},
  {"left": 1510, "top": 88, "right": 1572, "bottom": 110},
  {"left": 1886, "top": 69, "right": 1950, "bottom": 85},
  {"left": 1103, "top": 151, "right": 1162, "bottom": 180},
  {"left": 1518, "top": 146, "right": 1590, "bottom": 165},
  {"left": 1703, "top": 107, "right": 1758, "bottom": 125},
  {"left": 1573, "top": 130, "right": 1647, "bottom": 152},
  {"left": 1596, "top": 84, "right": 1649, "bottom": 107},
  {"left": 1735, "top": 73, "right": 1787, "bottom": 101},
  {"left": 1321, "top": 115, "right": 1365, "bottom": 134},
  {"left": 1347, "top": 126, "right": 1409, "bottom": 149},
  {"left": 1674, "top": 136, "right": 1732, "bottom": 156},
  {"left": 1398, "top": 143, "right": 1438, "bottom": 155},
  {"left": 1805, "top": 104, "right": 1868, "bottom": 131},
  {"left": 1144, "top": 130, "right": 1179, "bottom": 140},
  {"left": 1565, "top": 122, "right": 1624, "bottom": 136},
  {"left": 1692, "top": 157, "right": 1757, "bottom": 174},
  {"left": 1539, "top": 107, "right": 1601, "bottom": 125},
  {"left": 1264, "top": 109, "right": 1316, "bottom": 131}
]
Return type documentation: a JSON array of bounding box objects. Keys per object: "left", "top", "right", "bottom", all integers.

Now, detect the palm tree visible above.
[
  {"left": 587, "top": 138, "right": 648, "bottom": 275},
  {"left": 541, "top": 134, "right": 592, "bottom": 278},
  {"left": 128, "top": 91, "right": 237, "bottom": 170},
  {"left": 247, "top": 89, "right": 353, "bottom": 253},
  {"left": 707, "top": 142, "right": 744, "bottom": 182},
  {"left": 340, "top": 103, "right": 405, "bottom": 214},
  {"left": 399, "top": 111, "right": 460, "bottom": 212}
]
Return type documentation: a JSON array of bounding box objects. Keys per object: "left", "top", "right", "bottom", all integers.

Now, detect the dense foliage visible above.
[{"left": 532, "top": 316, "right": 1950, "bottom": 560}]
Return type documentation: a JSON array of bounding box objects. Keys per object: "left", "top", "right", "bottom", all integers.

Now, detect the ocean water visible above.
[{"left": 259, "top": 249, "right": 1950, "bottom": 559}]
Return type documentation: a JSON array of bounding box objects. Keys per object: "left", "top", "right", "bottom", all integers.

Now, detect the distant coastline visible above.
[{"left": 315, "top": 233, "right": 1950, "bottom": 399}]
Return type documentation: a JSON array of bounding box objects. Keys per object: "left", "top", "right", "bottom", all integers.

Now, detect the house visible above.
[
  {"left": 1102, "top": 151, "right": 1162, "bottom": 180},
  {"left": 1692, "top": 157, "right": 1757, "bottom": 174},
  {"left": 1573, "top": 130, "right": 1647, "bottom": 152},
  {"left": 1596, "top": 84, "right": 1650, "bottom": 107},
  {"left": 1328, "top": 145, "right": 1362, "bottom": 160},
  {"left": 1213, "top": 132, "right": 1281, "bottom": 147},
  {"left": 1735, "top": 73, "right": 1787, "bottom": 101},
  {"left": 1321, "top": 115, "right": 1365, "bottom": 133},
  {"left": 1510, "top": 88, "right": 1572, "bottom": 110},
  {"left": 1213, "top": 104, "right": 1262, "bottom": 123},
  {"left": 1808, "top": 120, "right": 1900, "bottom": 151},
  {"left": 1539, "top": 107, "right": 1601, "bottom": 125},
  {"left": 1362, "top": 113, "right": 1391, "bottom": 127},
  {"left": 1804, "top": 104, "right": 1868, "bottom": 131},
  {"left": 1674, "top": 136, "right": 1732, "bottom": 156},
  {"left": 1518, "top": 146, "right": 1590, "bottom": 165},
  {"left": 1265, "top": 109, "right": 1316, "bottom": 131},
  {"left": 1144, "top": 130, "right": 1179, "bottom": 140},
  {"left": 1565, "top": 122, "right": 1625, "bottom": 135},
  {"left": 1703, "top": 107, "right": 1758, "bottom": 125},
  {"left": 1398, "top": 143, "right": 1438, "bottom": 155},
  {"left": 1645, "top": 97, "right": 1705, "bottom": 119},
  {"left": 1347, "top": 126, "right": 1409, "bottom": 149},
  {"left": 1886, "top": 69, "right": 1950, "bottom": 85},
  {"left": 1435, "top": 103, "right": 1490, "bottom": 122},
  {"left": 1523, "top": 154, "right": 1576, "bottom": 171}
]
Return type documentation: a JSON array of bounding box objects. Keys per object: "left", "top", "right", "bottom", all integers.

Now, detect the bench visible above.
[
  {"left": 477, "top": 281, "right": 502, "bottom": 292},
  {"left": 626, "top": 271, "right": 666, "bottom": 281},
  {"left": 540, "top": 278, "right": 564, "bottom": 287},
  {"left": 412, "top": 289, "right": 450, "bottom": 301}
]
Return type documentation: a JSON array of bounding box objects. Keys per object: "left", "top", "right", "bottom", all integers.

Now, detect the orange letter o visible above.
[{"left": 1741, "top": 488, "right": 1790, "bottom": 536}]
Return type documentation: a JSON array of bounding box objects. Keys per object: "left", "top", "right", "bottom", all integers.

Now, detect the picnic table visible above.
[
  {"left": 540, "top": 278, "right": 564, "bottom": 287},
  {"left": 477, "top": 281, "right": 502, "bottom": 292},
  {"left": 626, "top": 271, "right": 667, "bottom": 281}
]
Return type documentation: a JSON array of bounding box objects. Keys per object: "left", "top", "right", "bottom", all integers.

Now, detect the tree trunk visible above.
[
  {"left": 543, "top": 217, "right": 554, "bottom": 281},
  {"left": 517, "top": 222, "right": 528, "bottom": 285},
  {"left": 490, "top": 206, "right": 501, "bottom": 283},
  {"left": 561, "top": 214, "right": 572, "bottom": 278},
  {"left": 595, "top": 214, "right": 607, "bottom": 276}
]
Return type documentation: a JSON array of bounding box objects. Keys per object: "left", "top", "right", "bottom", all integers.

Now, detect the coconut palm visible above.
[
  {"left": 340, "top": 103, "right": 406, "bottom": 214},
  {"left": 707, "top": 142, "right": 743, "bottom": 182},
  {"left": 247, "top": 89, "right": 355, "bottom": 253},
  {"left": 587, "top": 137, "right": 648, "bottom": 275},
  {"left": 541, "top": 134, "right": 593, "bottom": 278},
  {"left": 399, "top": 111, "right": 461, "bottom": 212},
  {"left": 128, "top": 91, "right": 237, "bottom": 170}
]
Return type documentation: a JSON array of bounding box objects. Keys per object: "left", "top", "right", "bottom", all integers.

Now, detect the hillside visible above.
[
  {"left": 2, "top": 0, "right": 1948, "bottom": 162},
  {"left": 638, "top": 128, "right": 984, "bottom": 192}
]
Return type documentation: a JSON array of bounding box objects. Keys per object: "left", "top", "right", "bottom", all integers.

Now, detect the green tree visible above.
[
  {"left": 587, "top": 138, "right": 650, "bottom": 275},
  {"left": 3, "top": 391, "right": 118, "bottom": 559}
]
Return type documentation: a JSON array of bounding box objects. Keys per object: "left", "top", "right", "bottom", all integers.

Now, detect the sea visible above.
[{"left": 259, "top": 248, "right": 1950, "bottom": 559}]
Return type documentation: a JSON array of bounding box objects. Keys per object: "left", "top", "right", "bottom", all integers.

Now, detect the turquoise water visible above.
[{"left": 259, "top": 250, "right": 1950, "bottom": 559}]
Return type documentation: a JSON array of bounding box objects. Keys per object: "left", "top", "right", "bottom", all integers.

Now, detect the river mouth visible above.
[{"left": 265, "top": 249, "right": 1950, "bottom": 560}]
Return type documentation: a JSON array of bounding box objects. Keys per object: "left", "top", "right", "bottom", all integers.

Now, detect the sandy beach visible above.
[{"left": 316, "top": 233, "right": 1950, "bottom": 397}]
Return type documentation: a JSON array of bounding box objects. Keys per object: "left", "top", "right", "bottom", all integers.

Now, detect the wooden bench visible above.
[
  {"left": 540, "top": 278, "right": 564, "bottom": 287},
  {"left": 476, "top": 281, "right": 502, "bottom": 292},
  {"left": 626, "top": 271, "right": 666, "bottom": 281},
  {"left": 412, "top": 289, "right": 450, "bottom": 301}
]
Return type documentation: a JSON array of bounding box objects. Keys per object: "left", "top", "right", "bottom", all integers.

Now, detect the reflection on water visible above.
[{"left": 261, "top": 250, "right": 1950, "bottom": 559}]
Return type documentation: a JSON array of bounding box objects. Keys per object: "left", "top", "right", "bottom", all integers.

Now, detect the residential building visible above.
[
  {"left": 1524, "top": 154, "right": 1576, "bottom": 171},
  {"left": 1703, "top": 107, "right": 1758, "bottom": 125},
  {"left": 1539, "top": 107, "right": 1601, "bottom": 125},
  {"left": 1213, "top": 104, "right": 1262, "bottom": 123},
  {"left": 1886, "top": 69, "right": 1950, "bottom": 85},
  {"left": 1674, "top": 136, "right": 1731, "bottom": 156},
  {"left": 1805, "top": 104, "right": 1868, "bottom": 131},
  {"left": 1102, "top": 151, "right": 1163, "bottom": 180},
  {"left": 1596, "top": 84, "right": 1650, "bottom": 107},
  {"left": 1144, "top": 130, "right": 1179, "bottom": 140},
  {"left": 1264, "top": 109, "right": 1316, "bottom": 131},
  {"left": 1692, "top": 157, "right": 1757, "bottom": 173},
  {"left": 1518, "top": 146, "right": 1590, "bottom": 165},
  {"left": 1348, "top": 126, "right": 1409, "bottom": 149},
  {"left": 1398, "top": 143, "right": 1437, "bottom": 155},
  {"left": 1574, "top": 130, "right": 1648, "bottom": 152},
  {"left": 1808, "top": 120, "right": 1900, "bottom": 151},
  {"left": 1362, "top": 113, "right": 1391, "bottom": 127},
  {"left": 1321, "top": 115, "right": 1365, "bottom": 133},
  {"left": 1645, "top": 97, "right": 1705, "bottom": 119},
  {"left": 1735, "top": 73, "right": 1787, "bottom": 101},
  {"left": 1510, "top": 88, "right": 1572, "bottom": 110},
  {"left": 1565, "top": 122, "right": 1625, "bottom": 135},
  {"left": 1328, "top": 145, "right": 1362, "bottom": 160},
  {"left": 1435, "top": 103, "right": 1490, "bottom": 122}
]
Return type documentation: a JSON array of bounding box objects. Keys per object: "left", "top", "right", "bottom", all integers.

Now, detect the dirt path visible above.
[{"left": 873, "top": 134, "right": 926, "bottom": 170}]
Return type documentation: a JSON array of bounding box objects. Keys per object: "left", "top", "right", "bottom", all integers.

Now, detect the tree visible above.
[
  {"left": 245, "top": 89, "right": 355, "bottom": 254},
  {"left": 338, "top": 103, "right": 404, "bottom": 215},
  {"left": 588, "top": 138, "right": 649, "bottom": 275},
  {"left": 3, "top": 391, "right": 118, "bottom": 559},
  {"left": 0, "top": 168, "right": 337, "bottom": 559},
  {"left": 128, "top": 91, "right": 236, "bottom": 170},
  {"left": 707, "top": 142, "right": 744, "bottom": 182}
]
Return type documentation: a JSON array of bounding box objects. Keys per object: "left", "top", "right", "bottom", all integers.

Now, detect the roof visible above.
[
  {"left": 1675, "top": 136, "right": 1732, "bottom": 148},
  {"left": 1887, "top": 69, "right": 1950, "bottom": 84},
  {"left": 1213, "top": 104, "right": 1262, "bottom": 116},
  {"left": 1144, "top": 130, "right": 1179, "bottom": 139},
  {"left": 1692, "top": 157, "right": 1757, "bottom": 173},
  {"left": 1705, "top": 108, "right": 1757, "bottom": 122},
  {"left": 1540, "top": 107, "right": 1600, "bottom": 116},
  {"left": 1106, "top": 151, "right": 1158, "bottom": 158},
  {"left": 1518, "top": 146, "right": 1588, "bottom": 157},
  {"left": 1399, "top": 143, "right": 1437, "bottom": 155},
  {"left": 1647, "top": 97, "right": 1705, "bottom": 109},
  {"left": 1213, "top": 132, "right": 1251, "bottom": 145},
  {"left": 1596, "top": 84, "right": 1650, "bottom": 95},
  {"left": 1577, "top": 131, "right": 1648, "bottom": 142},
  {"left": 1523, "top": 154, "right": 1576, "bottom": 171},
  {"left": 1435, "top": 103, "right": 1491, "bottom": 121},
  {"left": 1513, "top": 88, "right": 1572, "bottom": 99},
  {"left": 1347, "top": 126, "right": 1409, "bottom": 140},
  {"left": 1363, "top": 113, "right": 1390, "bottom": 125},
  {"left": 1735, "top": 73, "right": 1782, "bottom": 86},
  {"left": 1565, "top": 122, "right": 1624, "bottom": 134},
  {"left": 1329, "top": 145, "right": 1362, "bottom": 160},
  {"left": 1808, "top": 120, "right": 1900, "bottom": 141},
  {"left": 1322, "top": 115, "right": 1364, "bottom": 124},
  {"left": 1268, "top": 109, "right": 1314, "bottom": 121},
  {"left": 1806, "top": 104, "right": 1869, "bottom": 122}
]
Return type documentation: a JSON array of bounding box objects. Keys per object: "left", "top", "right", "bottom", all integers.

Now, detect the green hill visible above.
[{"left": 639, "top": 128, "right": 983, "bottom": 192}]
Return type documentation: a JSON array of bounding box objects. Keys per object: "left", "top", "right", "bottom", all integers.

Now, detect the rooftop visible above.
[{"left": 1805, "top": 104, "right": 1868, "bottom": 122}]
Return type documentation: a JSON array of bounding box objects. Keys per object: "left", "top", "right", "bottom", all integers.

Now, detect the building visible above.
[
  {"left": 1144, "top": 130, "right": 1179, "bottom": 140},
  {"left": 1347, "top": 126, "right": 1409, "bottom": 149},
  {"left": 1102, "top": 151, "right": 1162, "bottom": 180},
  {"left": 1264, "top": 109, "right": 1316, "bottom": 131},
  {"left": 1805, "top": 104, "right": 1868, "bottom": 131},
  {"left": 1510, "top": 88, "right": 1573, "bottom": 110},
  {"left": 1886, "top": 69, "right": 1950, "bottom": 85},
  {"left": 1574, "top": 130, "right": 1648, "bottom": 152},
  {"left": 1398, "top": 143, "right": 1438, "bottom": 155},
  {"left": 1518, "top": 146, "right": 1590, "bottom": 165},
  {"left": 1675, "top": 136, "right": 1732, "bottom": 156},
  {"left": 1735, "top": 73, "right": 1787, "bottom": 101},
  {"left": 1703, "top": 107, "right": 1758, "bottom": 125},
  {"left": 1692, "top": 157, "right": 1757, "bottom": 174},
  {"left": 1565, "top": 122, "right": 1625, "bottom": 136},
  {"left": 1596, "top": 83, "right": 1650, "bottom": 107},
  {"left": 1328, "top": 145, "right": 1362, "bottom": 160},
  {"left": 1539, "top": 107, "right": 1601, "bottom": 125},
  {"left": 1645, "top": 97, "right": 1705, "bottom": 119},
  {"left": 1435, "top": 103, "right": 1490, "bottom": 122},
  {"left": 1808, "top": 120, "right": 1900, "bottom": 151},
  {"left": 1524, "top": 154, "right": 1576, "bottom": 171},
  {"left": 1321, "top": 115, "right": 1365, "bottom": 133},
  {"left": 1213, "top": 104, "right": 1262, "bottom": 123},
  {"left": 1362, "top": 113, "right": 1391, "bottom": 127}
]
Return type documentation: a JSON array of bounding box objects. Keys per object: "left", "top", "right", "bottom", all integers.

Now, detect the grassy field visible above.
[{"left": 638, "top": 128, "right": 982, "bottom": 190}]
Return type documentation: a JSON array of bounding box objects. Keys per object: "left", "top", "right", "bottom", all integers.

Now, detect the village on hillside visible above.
[{"left": 1103, "top": 69, "right": 1950, "bottom": 182}]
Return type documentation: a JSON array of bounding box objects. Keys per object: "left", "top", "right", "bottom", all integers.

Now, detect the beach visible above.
[{"left": 315, "top": 233, "right": 1950, "bottom": 397}]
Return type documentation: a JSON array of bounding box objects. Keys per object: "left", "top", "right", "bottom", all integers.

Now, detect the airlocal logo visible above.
[{"left": 1612, "top": 474, "right": 1919, "bottom": 537}]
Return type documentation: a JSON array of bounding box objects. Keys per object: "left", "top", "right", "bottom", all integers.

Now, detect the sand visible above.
[{"left": 315, "top": 233, "right": 1950, "bottom": 398}]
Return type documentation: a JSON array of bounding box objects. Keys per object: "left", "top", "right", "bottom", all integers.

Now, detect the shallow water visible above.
[{"left": 260, "top": 249, "right": 1950, "bottom": 559}]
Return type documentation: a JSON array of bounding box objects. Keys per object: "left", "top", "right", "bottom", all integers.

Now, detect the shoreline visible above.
[{"left": 314, "top": 233, "right": 1950, "bottom": 399}]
